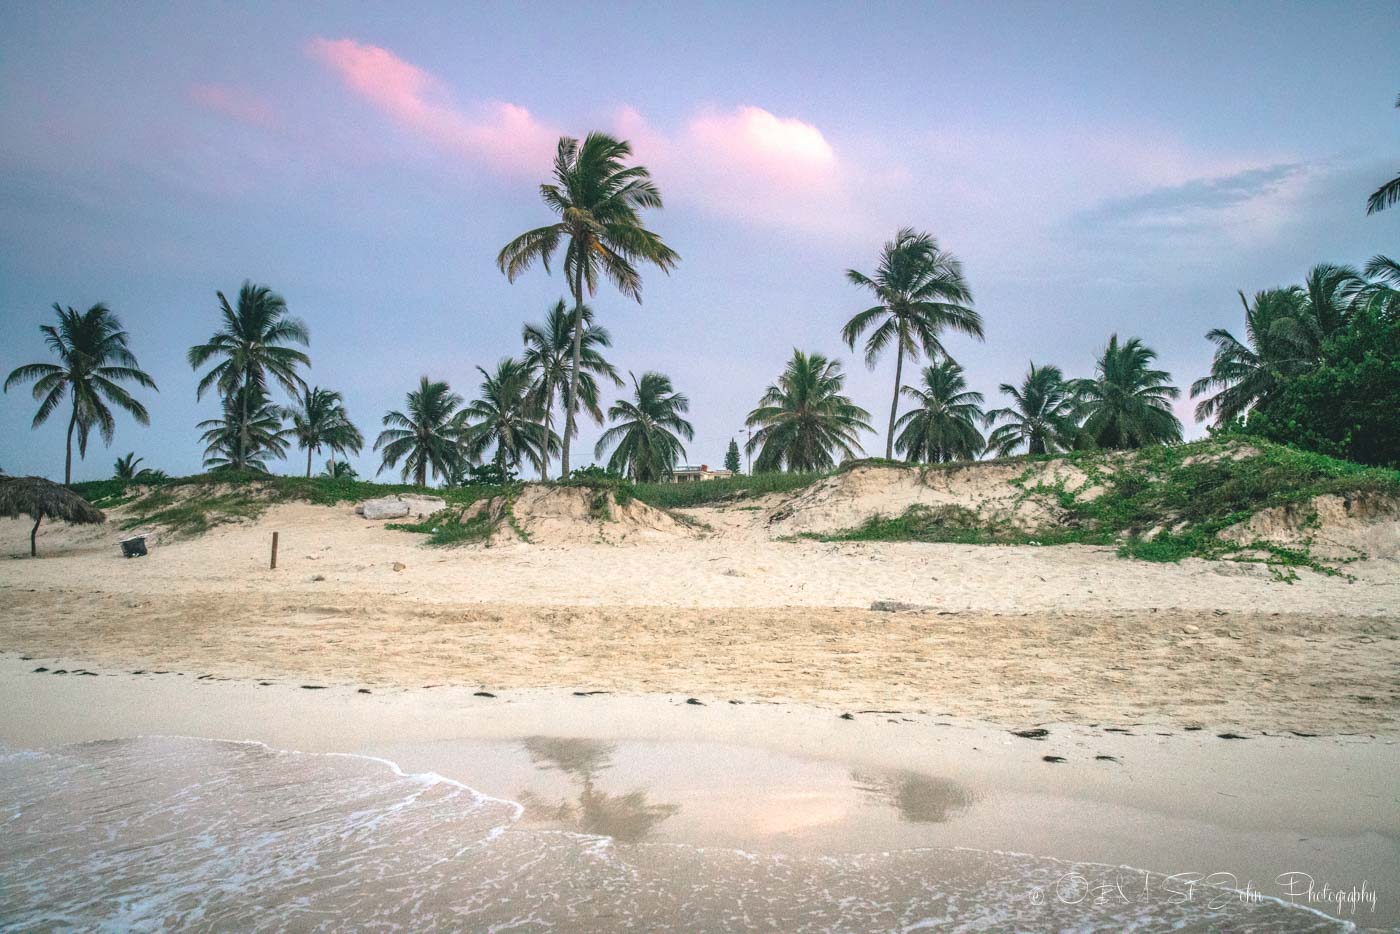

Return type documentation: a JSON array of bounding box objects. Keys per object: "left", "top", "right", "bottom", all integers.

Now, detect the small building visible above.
[{"left": 671, "top": 464, "right": 734, "bottom": 483}]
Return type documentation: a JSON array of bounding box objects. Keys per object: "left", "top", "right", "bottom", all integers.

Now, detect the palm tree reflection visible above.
[
  {"left": 518, "top": 737, "right": 679, "bottom": 844},
  {"left": 850, "top": 769, "right": 976, "bottom": 823}
]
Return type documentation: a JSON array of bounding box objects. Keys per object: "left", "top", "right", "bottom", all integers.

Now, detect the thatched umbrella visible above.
[{"left": 0, "top": 476, "right": 106, "bottom": 557}]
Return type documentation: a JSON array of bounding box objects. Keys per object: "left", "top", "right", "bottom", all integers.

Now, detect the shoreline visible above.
[{"left": 3, "top": 657, "right": 1397, "bottom": 927}]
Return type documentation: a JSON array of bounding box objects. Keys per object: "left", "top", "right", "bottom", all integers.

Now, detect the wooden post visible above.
[{"left": 270, "top": 531, "right": 279, "bottom": 570}]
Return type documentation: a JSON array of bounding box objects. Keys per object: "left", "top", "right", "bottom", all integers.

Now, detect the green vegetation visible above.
[
  {"left": 629, "top": 470, "right": 823, "bottom": 509},
  {"left": 594, "top": 371, "right": 694, "bottom": 481},
  {"left": 497, "top": 131, "right": 679, "bottom": 477},
  {"left": 746, "top": 350, "right": 872, "bottom": 472},
  {"left": 843, "top": 227, "right": 982, "bottom": 459},
  {"left": 813, "top": 439, "right": 1400, "bottom": 578},
  {"left": 4, "top": 303, "right": 158, "bottom": 484},
  {"left": 387, "top": 509, "right": 495, "bottom": 546},
  {"left": 1194, "top": 258, "right": 1399, "bottom": 466},
  {"left": 71, "top": 470, "right": 510, "bottom": 538}
]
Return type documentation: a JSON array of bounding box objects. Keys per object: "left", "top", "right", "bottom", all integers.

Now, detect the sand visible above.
[{"left": 2, "top": 484, "right": 1397, "bottom": 733}]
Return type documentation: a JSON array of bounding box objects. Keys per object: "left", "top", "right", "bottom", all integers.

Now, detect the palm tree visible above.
[
  {"left": 894, "top": 360, "right": 986, "bottom": 463},
  {"left": 461, "top": 359, "right": 558, "bottom": 476},
  {"left": 113, "top": 452, "right": 144, "bottom": 479},
  {"left": 843, "top": 228, "right": 981, "bottom": 459},
  {"left": 187, "top": 282, "right": 310, "bottom": 471},
  {"left": 374, "top": 377, "right": 466, "bottom": 486},
  {"left": 1190, "top": 288, "right": 1307, "bottom": 425},
  {"left": 1074, "top": 335, "right": 1182, "bottom": 449},
  {"left": 198, "top": 385, "right": 291, "bottom": 472},
  {"left": 1285, "top": 263, "right": 1365, "bottom": 359},
  {"left": 746, "top": 350, "right": 872, "bottom": 472},
  {"left": 113, "top": 452, "right": 163, "bottom": 481},
  {"left": 5, "top": 303, "right": 157, "bottom": 484},
  {"left": 594, "top": 372, "right": 694, "bottom": 482},
  {"left": 320, "top": 459, "right": 358, "bottom": 480},
  {"left": 498, "top": 132, "right": 679, "bottom": 477},
  {"left": 1366, "top": 93, "right": 1400, "bottom": 214},
  {"left": 521, "top": 299, "right": 623, "bottom": 478},
  {"left": 984, "top": 363, "right": 1083, "bottom": 457},
  {"left": 283, "top": 386, "right": 364, "bottom": 478}
]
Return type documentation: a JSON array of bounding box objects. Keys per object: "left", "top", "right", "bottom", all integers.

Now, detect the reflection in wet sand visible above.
[
  {"left": 518, "top": 736, "right": 680, "bottom": 843},
  {"left": 851, "top": 768, "right": 977, "bottom": 823}
]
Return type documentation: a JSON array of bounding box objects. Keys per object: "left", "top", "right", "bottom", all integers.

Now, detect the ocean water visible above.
[{"left": 0, "top": 737, "right": 1353, "bottom": 932}]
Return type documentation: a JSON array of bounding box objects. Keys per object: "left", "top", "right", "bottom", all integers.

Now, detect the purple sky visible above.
[{"left": 2, "top": 1, "right": 1397, "bottom": 481}]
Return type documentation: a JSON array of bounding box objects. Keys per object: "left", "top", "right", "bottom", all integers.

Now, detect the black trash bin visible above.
[{"left": 120, "top": 536, "right": 147, "bottom": 558}]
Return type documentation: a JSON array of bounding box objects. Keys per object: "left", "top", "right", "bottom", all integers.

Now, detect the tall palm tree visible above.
[
  {"left": 5, "top": 303, "right": 158, "bottom": 484},
  {"left": 461, "top": 358, "right": 558, "bottom": 476},
  {"left": 843, "top": 228, "right": 981, "bottom": 459},
  {"left": 283, "top": 386, "right": 364, "bottom": 479},
  {"left": 187, "top": 282, "right": 310, "bottom": 471},
  {"left": 746, "top": 350, "right": 872, "bottom": 472},
  {"left": 198, "top": 385, "right": 291, "bottom": 472},
  {"left": 374, "top": 377, "right": 466, "bottom": 487},
  {"left": 594, "top": 371, "right": 694, "bottom": 482},
  {"left": 521, "top": 299, "right": 622, "bottom": 478},
  {"left": 984, "top": 363, "right": 1082, "bottom": 457},
  {"left": 498, "top": 132, "right": 679, "bottom": 477},
  {"left": 893, "top": 360, "right": 986, "bottom": 463},
  {"left": 1074, "top": 335, "right": 1182, "bottom": 449},
  {"left": 1366, "top": 93, "right": 1400, "bottom": 214},
  {"left": 1190, "top": 287, "right": 1307, "bottom": 425}
]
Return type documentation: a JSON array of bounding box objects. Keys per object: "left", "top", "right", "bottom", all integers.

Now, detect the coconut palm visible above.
[
  {"left": 594, "top": 371, "right": 694, "bottom": 482},
  {"left": 461, "top": 359, "right": 559, "bottom": 476},
  {"left": 198, "top": 385, "right": 291, "bottom": 472},
  {"left": 843, "top": 228, "right": 981, "bottom": 459},
  {"left": 497, "top": 132, "right": 679, "bottom": 477},
  {"left": 746, "top": 350, "right": 872, "bottom": 473},
  {"left": 374, "top": 377, "right": 466, "bottom": 486},
  {"left": 1190, "top": 288, "right": 1308, "bottom": 425},
  {"left": 1073, "top": 335, "right": 1182, "bottom": 449},
  {"left": 984, "top": 363, "right": 1083, "bottom": 457},
  {"left": 187, "top": 282, "right": 310, "bottom": 471},
  {"left": 1366, "top": 93, "right": 1400, "bottom": 214},
  {"left": 894, "top": 360, "right": 986, "bottom": 463},
  {"left": 1286, "top": 263, "right": 1365, "bottom": 358},
  {"left": 113, "top": 452, "right": 163, "bottom": 481},
  {"left": 5, "top": 303, "right": 158, "bottom": 484},
  {"left": 521, "top": 299, "right": 623, "bottom": 478},
  {"left": 320, "top": 459, "right": 358, "bottom": 480},
  {"left": 283, "top": 386, "right": 364, "bottom": 479}
]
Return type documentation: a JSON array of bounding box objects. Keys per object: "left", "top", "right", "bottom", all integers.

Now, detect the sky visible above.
[{"left": 2, "top": 0, "right": 1397, "bottom": 482}]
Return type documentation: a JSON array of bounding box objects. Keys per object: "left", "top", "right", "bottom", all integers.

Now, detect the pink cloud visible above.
[
  {"left": 616, "top": 105, "right": 881, "bottom": 238},
  {"left": 189, "top": 84, "right": 275, "bottom": 128},
  {"left": 307, "top": 37, "right": 557, "bottom": 174}
]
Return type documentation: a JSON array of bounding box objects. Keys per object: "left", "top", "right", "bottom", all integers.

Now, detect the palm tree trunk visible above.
[
  {"left": 416, "top": 458, "right": 426, "bottom": 487},
  {"left": 540, "top": 377, "right": 554, "bottom": 481},
  {"left": 560, "top": 264, "right": 586, "bottom": 479},
  {"left": 886, "top": 345, "right": 904, "bottom": 461},
  {"left": 239, "top": 376, "right": 250, "bottom": 470},
  {"left": 30, "top": 514, "right": 42, "bottom": 557},
  {"left": 306, "top": 447, "right": 313, "bottom": 479},
  {"left": 64, "top": 403, "right": 77, "bottom": 485}
]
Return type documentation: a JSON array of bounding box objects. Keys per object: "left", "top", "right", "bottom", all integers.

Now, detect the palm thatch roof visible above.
[{"left": 0, "top": 476, "right": 105, "bottom": 524}]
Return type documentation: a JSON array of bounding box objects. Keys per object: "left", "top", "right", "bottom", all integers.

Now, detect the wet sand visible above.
[{"left": 2, "top": 658, "right": 1396, "bottom": 928}]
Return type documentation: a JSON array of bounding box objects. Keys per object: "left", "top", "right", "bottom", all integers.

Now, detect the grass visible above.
[
  {"left": 71, "top": 439, "right": 1399, "bottom": 575},
  {"left": 629, "top": 470, "right": 823, "bottom": 509},
  {"left": 73, "top": 471, "right": 513, "bottom": 539},
  {"left": 814, "top": 439, "right": 1400, "bottom": 578}
]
